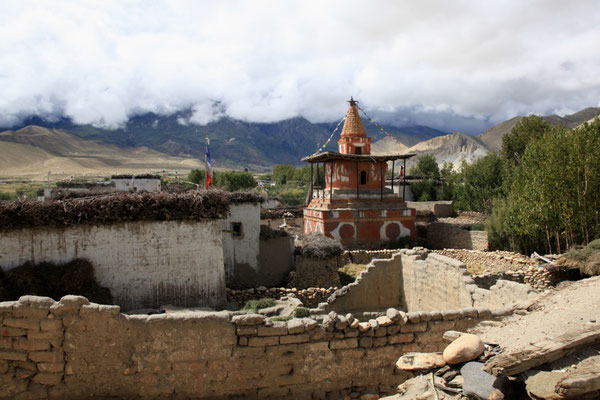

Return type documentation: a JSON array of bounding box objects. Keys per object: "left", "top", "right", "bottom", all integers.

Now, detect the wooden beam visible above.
[
  {"left": 329, "top": 161, "right": 333, "bottom": 202},
  {"left": 316, "top": 162, "right": 320, "bottom": 198},
  {"left": 484, "top": 325, "right": 600, "bottom": 377},
  {"left": 309, "top": 163, "right": 313, "bottom": 204}
]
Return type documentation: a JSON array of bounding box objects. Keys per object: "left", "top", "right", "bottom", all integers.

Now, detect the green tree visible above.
[
  {"left": 214, "top": 171, "right": 256, "bottom": 192},
  {"left": 501, "top": 115, "right": 553, "bottom": 192},
  {"left": 272, "top": 164, "right": 296, "bottom": 185},
  {"left": 409, "top": 154, "right": 440, "bottom": 201},
  {"left": 454, "top": 153, "right": 504, "bottom": 212},
  {"left": 188, "top": 169, "right": 205, "bottom": 185}
]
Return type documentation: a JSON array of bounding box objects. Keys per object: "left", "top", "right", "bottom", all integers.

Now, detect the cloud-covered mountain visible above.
[{"left": 478, "top": 107, "right": 600, "bottom": 151}]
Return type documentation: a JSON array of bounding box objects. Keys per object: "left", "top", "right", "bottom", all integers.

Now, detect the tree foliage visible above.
[
  {"left": 214, "top": 170, "right": 256, "bottom": 192},
  {"left": 188, "top": 169, "right": 205, "bottom": 185}
]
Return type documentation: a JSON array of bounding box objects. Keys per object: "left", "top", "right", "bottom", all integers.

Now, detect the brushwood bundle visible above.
[{"left": 0, "top": 190, "right": 263, "bottom": 231}]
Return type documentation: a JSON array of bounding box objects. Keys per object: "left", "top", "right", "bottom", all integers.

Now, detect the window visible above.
[
  {"left": 360, "top": 170, "right": 367, "bottom": 185},
  {"left": 355, "top": 146, "right": 362, "bottom": 155},
  {"left": 231, "top": 222, "right": 242, "bottom": 237}
]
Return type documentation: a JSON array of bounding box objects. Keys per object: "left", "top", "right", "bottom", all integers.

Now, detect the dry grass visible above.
[
  {"left": 339, "top": 263, "right": 368, "bottom": 278},
  {"left": 465, "top": 263, "right": 487, "bottom": 275}
]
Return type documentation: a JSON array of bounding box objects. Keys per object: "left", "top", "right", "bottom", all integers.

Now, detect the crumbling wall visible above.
[
  {"left": 426, "top": 222, "right": 488, "bottom": 250},
  {"left": 320, "top": 254, "right": 406, "bottom": 313},
  {"left": 317, "top": 249, "right": 534, "bottom": 314},
  {"left": 0, "top": 220, "right": 226, "bottom": 311},
  {"left": 0, "top": 295, "right": 507, "bottom": 400},
  {"left": 288, "top": 256, "right": 342, "bottom": 289},
  {"left": 472, "top": 280, "right": 537, "bottom": 309}
]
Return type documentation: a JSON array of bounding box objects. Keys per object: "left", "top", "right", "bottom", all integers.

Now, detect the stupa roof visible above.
[{"left": 340, "top": 97, "right": 367, "bottom": 138}]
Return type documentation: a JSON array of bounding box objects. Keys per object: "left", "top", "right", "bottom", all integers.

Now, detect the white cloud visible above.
[{"left": 0, "top": 0, "right": 599, "bottom": 133}]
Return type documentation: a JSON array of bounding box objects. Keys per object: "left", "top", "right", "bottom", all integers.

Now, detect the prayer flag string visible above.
[
  {"left": 312, "top": 110, "right": 349, "bottom": 155},
  {"left": 357, "top": 106, "right": 404, "bottom": 146}
]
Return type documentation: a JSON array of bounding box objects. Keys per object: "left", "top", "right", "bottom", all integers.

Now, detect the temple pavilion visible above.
[{"left": 302, "top": 98, "right": 416, "bottom": 246}]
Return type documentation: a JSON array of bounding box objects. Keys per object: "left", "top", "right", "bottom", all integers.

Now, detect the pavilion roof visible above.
[{"left": 302, "top": 151, "right": 415, "bottom": 163}]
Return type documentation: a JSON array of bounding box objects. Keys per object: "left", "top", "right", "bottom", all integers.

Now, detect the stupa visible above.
[{"left": 302, "top": 98, "right": 416, "bottom": 246}]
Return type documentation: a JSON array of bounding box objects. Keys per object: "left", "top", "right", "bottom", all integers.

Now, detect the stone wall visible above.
[
  {"left": 227, "top": 287, "right": 337, "bottom": 309},
  {"left": 288, "top": 256, "right": 342, "bottom": 289},
  {"left": 405, "top": 201, "right": 454, "bottom": 218},
  {"left": 426, "top": 222, "right": 488, "bottom": 251},
  {"left": 0, "top": 220, "right": 226, "bottom": 311},
  {"left": 316, "top": 249, "right": 534, "bottom": 315},
  {"left": 0, "top": 295, "right": 508, "bottom": 400}
]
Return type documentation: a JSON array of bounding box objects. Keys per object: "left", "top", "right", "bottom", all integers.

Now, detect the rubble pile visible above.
[{"left": 227, "top": 286, "right": 337, "bottom": 309}]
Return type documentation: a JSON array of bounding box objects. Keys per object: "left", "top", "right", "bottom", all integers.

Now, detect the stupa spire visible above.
[{"left": 340, "top": 97, "right": 367, "bottom": 138}]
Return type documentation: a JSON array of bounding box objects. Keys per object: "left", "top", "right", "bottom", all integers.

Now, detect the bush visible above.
[
  {"left": 294, "top": 307, "right": 310, "bottom": 318},
  {"left": 241, "top": 298, "right": 276, "bottom": 311}
]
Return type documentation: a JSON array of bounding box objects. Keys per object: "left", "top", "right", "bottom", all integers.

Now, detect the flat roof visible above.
[{"left": 302, "top": 152, "right": 416, "bottom": 163}]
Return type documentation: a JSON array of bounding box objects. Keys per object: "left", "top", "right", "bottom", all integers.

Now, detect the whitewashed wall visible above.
[
  {"left": 0, "top": 220, "right": 226, "bottom": 311},
  {"left": 222, "top": 203, "right": 261, "bottom": 284}
]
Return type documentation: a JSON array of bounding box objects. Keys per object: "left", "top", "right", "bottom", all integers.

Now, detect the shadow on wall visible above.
[{"left": 227, "top": 235, "right": 295, "bottom": 289}]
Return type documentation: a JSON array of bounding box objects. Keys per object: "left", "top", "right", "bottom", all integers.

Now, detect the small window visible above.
[
  {"left": 355, "top": 146, "right": 362, "bottom": 155},
  {"left": 231, "top": 222, "right": 242, "bottom": 237},
  {"left": 360, "top": 170, "right": 367, "bottom": 185}
]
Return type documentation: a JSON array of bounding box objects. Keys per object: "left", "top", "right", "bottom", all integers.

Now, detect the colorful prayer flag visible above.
[{"left": 205, "top": 138, "right": 213, "bottom": 189}]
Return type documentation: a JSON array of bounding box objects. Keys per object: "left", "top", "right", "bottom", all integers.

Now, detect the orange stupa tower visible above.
[{"left": 302, "top": 97, "right": 416, "bottom": 246}]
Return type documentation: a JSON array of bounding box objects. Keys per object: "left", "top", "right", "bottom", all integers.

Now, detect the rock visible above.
[
  {"left": 376, "top": 316, "right": 393, "bottom": 327},
  {"left": 443, "top": 333, "right": 484, "bottom": 364},
  {"left": 287, "top": 318, "right": 305, "bottom": 334},
  {"left": 322, "top": 315, "right": 335, "bottom": 331},
  {"left": 386, "top": 308, "right": 401, "bottom": 322},
  {"left": 447, "top": 374, "right": 464, "bottom": 388},
  {"left": 461, "top": 361, "right": 512, "bottom": 400},
  {"left": 442, "top": 330, "right": 464, "bottom": 343},
  {"left": 232, "top": 314, "right": 265, "bottom": 326},
  {"left": 395, "top": 352, "right": 446, "bottom": 371}
]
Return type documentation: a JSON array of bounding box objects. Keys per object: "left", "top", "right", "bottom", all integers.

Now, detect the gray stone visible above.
[
  {"left": 287, "top": 318, "right": 305, "bottom": 334},
  {"left": 386, "top": 308, "right": 401, "bottom": 322},
  {"left": 302, "top": 318, "right": 318, "bottom": 331},
  {"left": 395, "top": 352, "right": 446, "bottom": 371},
  {"left": 322, "top": 315, "right": 335, "bottom": 332},
  {"left": 19, "top": 295, "right": 56, "bottom": 307},
  {"left": 461, "top": 361, "right": 512, "bottom": 400},
  {"left": 232, "top": 314, "right": 265, "bottom": 326}
]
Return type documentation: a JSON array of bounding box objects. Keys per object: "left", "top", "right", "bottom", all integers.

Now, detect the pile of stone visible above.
[
  {"left": 341, "top": 249, "right": 397, "bottom": 265},
  {"left": 392, "top": 332, "right": 512, "bottom": 400},
  {"left": 226, "top": 286, "right": 337, "bottom": 309},
  {"left": 434, "top": 249, "right": 536, "bottom": 273}
]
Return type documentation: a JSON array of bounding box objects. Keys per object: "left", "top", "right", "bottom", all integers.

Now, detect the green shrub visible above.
[
  {"left": 272, "top": 315, "right": 293, "bottom": 322},
  {"left": 294, "top": 307, "right": 310, "bottom": 318},
  {"left": 241, "top": 298, "right": 276, "bottom": 311}
]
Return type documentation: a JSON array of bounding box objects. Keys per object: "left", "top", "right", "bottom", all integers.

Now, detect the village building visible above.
[{"left": 302, "top": 98, "right": 416, "bottom": 246}]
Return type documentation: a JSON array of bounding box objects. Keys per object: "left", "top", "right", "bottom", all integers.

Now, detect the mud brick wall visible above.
[
  {"left": 426, "top": 222, "right": 488, "bottom": 251},
  {"left": 0, "top": 295, "right": 509, "bottom": 400}
]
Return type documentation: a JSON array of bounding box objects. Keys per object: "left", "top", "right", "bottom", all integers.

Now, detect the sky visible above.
[{"left": 0, "top": 1, "right": 599, "bottom": 134}]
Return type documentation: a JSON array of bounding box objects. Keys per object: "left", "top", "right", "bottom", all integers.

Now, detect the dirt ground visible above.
[{"left": 472, "top": 276, "right": 600, "bottom": 351}]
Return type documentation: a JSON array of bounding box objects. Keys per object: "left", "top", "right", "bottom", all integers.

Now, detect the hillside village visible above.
[{"left": 1, "top": 99, "right": 599, "bottom": 399}]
